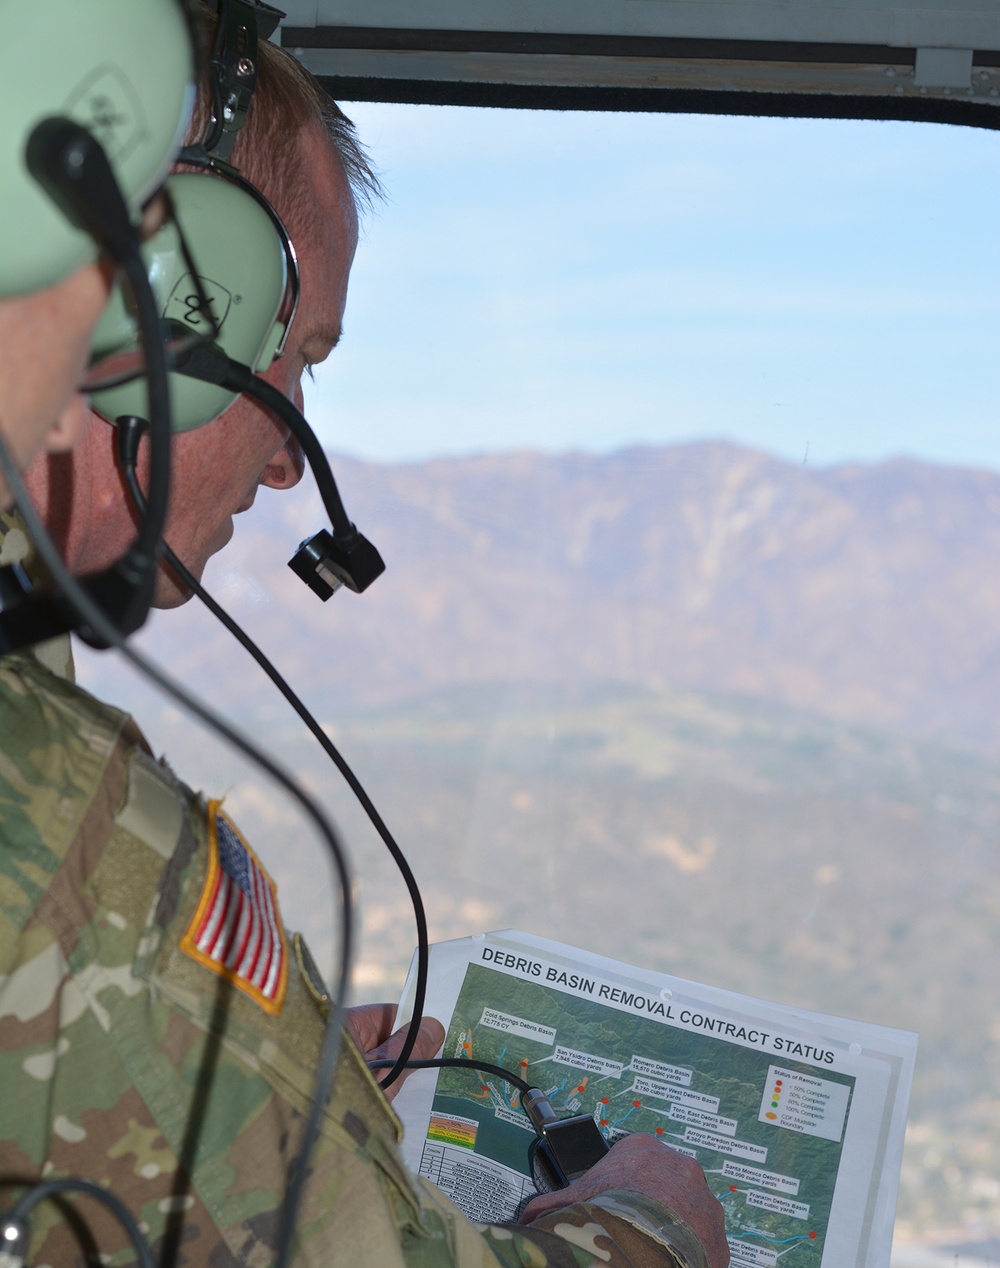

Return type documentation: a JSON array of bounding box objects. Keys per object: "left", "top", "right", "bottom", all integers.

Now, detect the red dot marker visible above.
[
  {"left": 577, "top": 1085, "right": 586, "bottom": 1093},
  {"left": 633, "top": 1099, "right": 641, "bottom": 1107},
  {"left": 601, "top": 1098, "right": 609, "bottom": 1105},
  {"left": 729, "top": 1186, "right": 738, "bottom": 1193},
  {"left": 809, "top": 1232, "right": 817, "bottom": 1240},
  {"left": 600, "top": 1119, "right": 609, "bottom": 1126},
  {"left": 655, "top": 1127, "right": 664, "bottom": 1135}
]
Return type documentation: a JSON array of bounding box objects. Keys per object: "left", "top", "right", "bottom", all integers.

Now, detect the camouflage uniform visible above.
[{"left": 0, "top": 603, "right": 711, "bottom": 1264}]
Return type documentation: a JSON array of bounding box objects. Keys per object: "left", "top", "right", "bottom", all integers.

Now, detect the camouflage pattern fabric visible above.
[{"left": 0, "top": 643, "right": 709, "bottom": 1267}]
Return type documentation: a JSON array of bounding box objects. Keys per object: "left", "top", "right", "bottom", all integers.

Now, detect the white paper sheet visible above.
[{"left": 393, "top": 929, "right": 917, "bottom": 1268}]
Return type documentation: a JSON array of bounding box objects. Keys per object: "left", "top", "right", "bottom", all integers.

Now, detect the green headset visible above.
[
  {"left": 88, "top": 0, "right": 301, "bottom": 433},
  {"left": 0, "top": 0, "right": 195, "bottom": 296},
  {"left": 89, "top": 161, "right": 299, "bottom": 431}
]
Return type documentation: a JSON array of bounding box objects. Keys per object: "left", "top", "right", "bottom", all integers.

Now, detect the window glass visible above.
[{"left": 77, "top": 104, "right": 1000, "bottom": 1264}]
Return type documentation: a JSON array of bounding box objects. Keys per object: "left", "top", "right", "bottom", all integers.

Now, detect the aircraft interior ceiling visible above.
[{"left": 275, "top": 1, "right": 1000, "bottom": 124}]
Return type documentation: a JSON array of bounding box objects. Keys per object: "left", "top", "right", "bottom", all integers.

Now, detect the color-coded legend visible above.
[
  {"left": 428, "top": 1111, "right": 479, "bottom": 1150},
  {"left": 757, "top": 1066, "right": 850, "bottom": 1143},
  {"left": 764, "top": 1076, "right": 783, "bottom": 1120}
]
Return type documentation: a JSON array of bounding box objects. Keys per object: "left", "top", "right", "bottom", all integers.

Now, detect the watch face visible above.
[
  {"left": 531, "top": 1116, "right": 611, "bottom": 1191},
  {"left": 546, "top": 1116, "right": 611, "bottom": 1181}
]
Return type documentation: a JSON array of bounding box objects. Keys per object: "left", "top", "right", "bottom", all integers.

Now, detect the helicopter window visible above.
[{"left": 77, "top": 102, "right": 1000, "bottom": 1265}]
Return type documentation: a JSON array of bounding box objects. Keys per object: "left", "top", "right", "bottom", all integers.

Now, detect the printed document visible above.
[{"left": 393, "top": 929, "right": 917, "bottom": 1268}]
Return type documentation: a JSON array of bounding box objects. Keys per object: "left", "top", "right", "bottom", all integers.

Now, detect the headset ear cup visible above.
[
  {"left": 89, "top": 171, "right": 292, "bottom": 432},
  {"left": 0, "top": 0, "right": 194, "bottom": 296}
]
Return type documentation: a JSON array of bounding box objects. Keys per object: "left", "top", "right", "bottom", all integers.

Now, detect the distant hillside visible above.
[{"left": 86, "top": 440, "right": 1000, "bottom": 753}]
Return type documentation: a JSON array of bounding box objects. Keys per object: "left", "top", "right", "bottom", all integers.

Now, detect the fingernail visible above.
[{"left": 421, "top": 1018, "right": 445, "bottom": 1047}]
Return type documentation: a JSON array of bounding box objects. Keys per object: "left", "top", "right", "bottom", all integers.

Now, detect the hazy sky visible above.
[{"left": 304, "top": 102, "right": 1000, "bottom": 472}]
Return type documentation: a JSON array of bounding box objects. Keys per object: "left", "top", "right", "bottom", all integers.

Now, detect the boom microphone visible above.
[{"left": 174, "top": 341, "right": 386, "bottom": 596}]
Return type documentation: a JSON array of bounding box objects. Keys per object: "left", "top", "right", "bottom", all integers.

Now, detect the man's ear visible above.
[{"left": 261, "top": 437, "right": 305, "bottom": 490}]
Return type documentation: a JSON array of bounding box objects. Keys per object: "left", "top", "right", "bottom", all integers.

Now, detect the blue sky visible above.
[{"left": 304, "top": 102, "right": 1000, "bottom": 472}]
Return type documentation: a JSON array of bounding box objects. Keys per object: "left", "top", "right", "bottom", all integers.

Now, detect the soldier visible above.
[
  {"left": 0, "top": 18, "right": 730, "bottom": 1268},
  {"left": 0, "top": 0, "right": 196, "bottom": 505}
]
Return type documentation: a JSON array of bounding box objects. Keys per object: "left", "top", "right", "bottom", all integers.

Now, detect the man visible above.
[
  {"left": 0, "top": 30, "right": 729, "bottom": 1268},
  {"left": 0, "top": 0, "right": 196, "bottom": 504}
]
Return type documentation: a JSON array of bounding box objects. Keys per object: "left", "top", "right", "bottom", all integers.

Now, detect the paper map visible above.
[{"left": 393, "top": 930, "right": 917, "bottom": 1268}]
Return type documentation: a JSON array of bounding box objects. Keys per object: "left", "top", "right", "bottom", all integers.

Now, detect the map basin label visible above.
[
  {"left": 676, "top": 1088, "right": 720, "bottom": 1113},
  {"left": 554, "top": 1045, "right": 624, "bottom": 1077},
  {"left": 669, "top": 1103, "right": 737, "bottom": 1136},
  {"left": 723, "top": 1160, "right": 800, "bottom": 1196},
  {"left": 494, "top": 1105, "right": 536, "bottom": 1133},
  {"left": 633, "top": 1075, "right": 719, "bottom": 1111},
  {"left": 728, "top": 1238, "right": 779, "bottom": 1267},
  {"left": 747, "top": 1190, "right": 810, "bottom": 1220},
  {"left": 480, "top": 1008, "right": 557, "bottom": 1044},
  {"left": 684, "top": 1127, "right": 768, "bottom": 1162},
  {"left": 630, "top": 1055, "right": 692, "bottom": 1086}
]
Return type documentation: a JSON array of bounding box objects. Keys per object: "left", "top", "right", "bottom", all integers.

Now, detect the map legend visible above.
[{"left": 758, "top": 1066, "right": 851, "bottom": 1143}]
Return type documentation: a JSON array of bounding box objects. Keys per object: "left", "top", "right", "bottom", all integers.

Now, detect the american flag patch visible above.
[{"left": 180, "top": 801, "right": 288, "bottom": 1014}]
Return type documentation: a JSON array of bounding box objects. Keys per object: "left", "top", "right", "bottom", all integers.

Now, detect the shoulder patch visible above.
[{"left": 179, "top": 801, "right": 288, "bottom": 1014}]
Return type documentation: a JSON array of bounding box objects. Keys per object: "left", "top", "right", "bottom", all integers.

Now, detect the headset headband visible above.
[{"left": 200, "top": 0, "right": 285, "bottom": 159}]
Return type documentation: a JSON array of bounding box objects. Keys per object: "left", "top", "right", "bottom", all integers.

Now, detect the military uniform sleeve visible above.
[
  {"left": 0, "top": 650, "right": 708, "bottom": 1267},
  {"left": 497, "top": 1191, "right": 712, "bottom": 1267}
]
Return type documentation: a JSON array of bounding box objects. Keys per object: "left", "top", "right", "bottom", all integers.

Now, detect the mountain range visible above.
[{"left": 85, "top": 439, "right": 1000, "bottom": 752}]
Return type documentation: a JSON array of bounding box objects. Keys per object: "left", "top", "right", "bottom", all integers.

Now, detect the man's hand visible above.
[
  {"left": 521, "top": 1133, "right": 730, "bottom": 1268},
  {"left": 345, "top": 1003, "right": 445, "bottom": 1102}
]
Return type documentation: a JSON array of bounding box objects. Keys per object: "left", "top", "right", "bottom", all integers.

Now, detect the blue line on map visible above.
[
  {"left": 612, "top": 1105, "right": 638, "bottom": 1129},
  {"left": 744, "top": 1232, "right": 814, "bottom": 1245}
]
